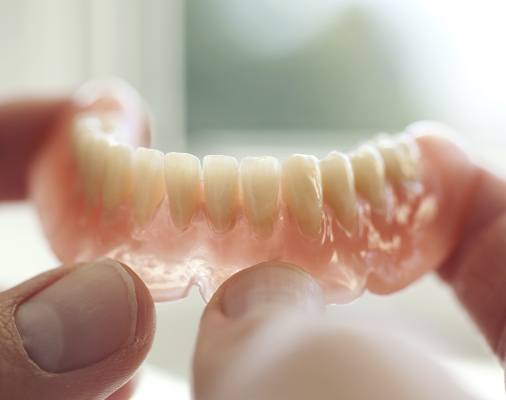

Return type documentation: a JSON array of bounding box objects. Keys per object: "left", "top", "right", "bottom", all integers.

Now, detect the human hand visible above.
[
  {"left": 0, "top": 99, "right": 155, "bottom": 399},
  {"left": 192, "top": 134, "right": 506, "bottom": 399}
]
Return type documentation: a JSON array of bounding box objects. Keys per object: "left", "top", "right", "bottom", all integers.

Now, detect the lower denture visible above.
[{"left": 29, "top": 82, "right": 477, "bottom": 303}]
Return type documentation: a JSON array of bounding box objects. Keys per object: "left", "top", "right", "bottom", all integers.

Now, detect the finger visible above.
[
  {"left": 0, "top": 98, "right": 68, "bottom": 200},
  {"left": 0, "top": 258, "right": 155, "bottom": 400},
  {"left": 193, "top": 262, "right": 325, "bottom": 399},
  {"left": 193, "top": 262, "right": 472, "bottom": 400},
  {"left": 410, "top": 124, "right": 506, "bottom": 363}
]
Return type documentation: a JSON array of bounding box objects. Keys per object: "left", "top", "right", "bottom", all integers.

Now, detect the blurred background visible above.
[{"left": 0, "top": 0, "right": 505, "bottom": 398}]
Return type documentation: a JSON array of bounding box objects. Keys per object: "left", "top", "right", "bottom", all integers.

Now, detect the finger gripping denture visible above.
[{"left": 29, "top": 82, "right": 473, "bottom": 303}]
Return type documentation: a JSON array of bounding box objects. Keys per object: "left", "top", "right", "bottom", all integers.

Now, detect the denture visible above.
[{"left": 29, "top": 81, "right": 477, "bottom": 302}]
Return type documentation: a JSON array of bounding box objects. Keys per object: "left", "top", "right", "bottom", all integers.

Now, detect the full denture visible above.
[{"left": 29, "top": 81, "right": 476, "bottom": 303}]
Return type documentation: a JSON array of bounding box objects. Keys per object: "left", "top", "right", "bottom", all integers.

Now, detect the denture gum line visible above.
[{"left": 70, "top": 112, "right": 427, "bottom": 303}]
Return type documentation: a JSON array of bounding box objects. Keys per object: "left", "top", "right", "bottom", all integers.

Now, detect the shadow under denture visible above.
[{"left": 29, "top": 86, "right": 473, "bottom": 303}]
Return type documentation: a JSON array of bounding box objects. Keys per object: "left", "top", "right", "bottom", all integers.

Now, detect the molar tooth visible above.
[
  {"left": 132, "top": 148, "right": 165, "bottom": 225},
  {"left": 282, "top": 155, "right": 323, "bottom": 239},
  {"left": 350, "top": 145, "right": 386, "bottom": 212},
  {"left": 240, "top": 156, "right": 281, "bottom": 238},
  {"left": 320, "top": 152, "right": 356, "bottom": 233},
  {"left": 203, "top": 155, "right": 239, "bottom": 233},
  {"left": 164, "top": 152, "right": 202, "bottom": 231},
  {"left": 83, "top": 133, "right": 112, "bottom": 206},
  {"left": 72, "top": 116, "right": 102, "bottom": 178},
  {"left": 102, "top": 143, "right": 134, "bottom": 213},
  {"left": 376, "top": 136, "right": 419, "bottom": 181}
]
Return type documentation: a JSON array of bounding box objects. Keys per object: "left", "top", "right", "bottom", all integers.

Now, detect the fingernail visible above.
[
  {"left": 15, "top": 259, "right": 137, "bottom": 373},
  {"left": 221, "top": 262, "right": 324, "bottom": 319}
]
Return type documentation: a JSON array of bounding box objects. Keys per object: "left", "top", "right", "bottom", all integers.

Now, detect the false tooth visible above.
[
  {"left": 203, "top": 155, "right": 239, "bottom": 233},
  {"left": 320, "top": 152, "right": 356, "bottom": 233},
  {"left": 164, "top": 152, "right": 202, "bottom": 231},
  {"left": 132, "top": 148, "right": 166, "bottom": 225},
  {"left": 240, "top": 156, "right": 281, "bottom": 238},
  {"left": 376, "top": 137, "right": 418, "bottom": 181},
  {"left": 83, "top": 133, "right": 111, "bottom": 205},
  {"left": 350, "top": 145, "right": 386, "bottom": 212},
  {"left": 282, "top": 155, "right": 323, "bottom": 239},
  {"left": 102, "top": 143, "right": 134, "bottom": 213},
  {"left": 72, "top": 116, "right": 102, "bottom": 176}
]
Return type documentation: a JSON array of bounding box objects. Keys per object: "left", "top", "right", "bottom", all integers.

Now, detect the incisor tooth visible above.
[
  {"left": 83, "top": 133, "right": 111, "bottom": 205},
  {"left": 320, "top": 152, "right": 356, "bottom": 233},
  {"left": 165, "top": 152, "right": 202, "bottom": 231},
  {"left": 132, "top": 148, "right": 165, "bottom": 225},
  {"left": 240, "top": 157, "right": 281, "bottom": 238},
  {"left": 376, "top": 137, "right": 418, "bottom": 181},
  {"left": 350, "top": 145, "right": 386, "bottom": 212},
  {"left": 102, "top": 144, "right": 134, "bottom": 213},
  {"left": 282, "top": 155, "right": 323, "bottom": 238},
  {"left": 203, "top": 155, "right": 239, "bottom": 233}
]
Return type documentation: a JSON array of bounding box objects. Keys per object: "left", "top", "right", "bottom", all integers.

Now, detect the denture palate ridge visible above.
[{"left": 71, "top": 115, "right": 420, "bottom": 238}]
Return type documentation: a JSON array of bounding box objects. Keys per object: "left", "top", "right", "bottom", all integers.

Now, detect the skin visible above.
[{"left": 0, "top": 95, "right": 505, "bottom": 399}]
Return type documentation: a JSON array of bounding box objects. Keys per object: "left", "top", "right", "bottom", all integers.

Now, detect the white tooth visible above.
[
  {"left": 376, "top": 136, "right": 419, "bottom": 181},
  {"left": 102, "top": 143, "right": 134, "bottom": 213},
  {"left": 240, "top": 156, "right": 281, "bottom": 238},
  {"left": 82, "top": 133, "right": 112, "bottom": 206},
  {"left": 320, "top": 152, "right": 356, "bottom": 233},
  {"left": 282, "top": 154, "right": 323, "bottom": 238},
  {"left": 72, "top": 115, "right": 102, "bottom": 177},
  {"left": 350, "top": 145, "right": 386, "bottom": 212},
  {"left": 164, "top": 152, "right": 202, "bottom": 231},
  {"left": 203, "top": 155, "right": 239, "bottom": 233},
  {"left": 132, "top": 148, "right": 165, "bottom": 225}
]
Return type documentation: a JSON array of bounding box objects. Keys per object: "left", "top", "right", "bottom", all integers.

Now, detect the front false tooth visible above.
[
  {"left": 83, "top": 133, "right": 111, "bottom": 206},
  {"left": 376, "top": 136, "right": 419, "bottom": 182},
  {"left": 132, "top": 148, "right": 165, "bottom": 225},
  {"left": 240, "top": 156, "right": 281, "bottom": 238},
  {"left": 350, "top": 145, "right": 386, "bottom": 212},
  {"left": 102, "top": 144, "right": 134, "bottom": 213},
  {"left": 320, "top": 152, "right": 356, "bottom": 233},
  {"left": 164, "top": 152, "right": 202, "bottom": 231},
  {"left": 282, "top": 154, "right": 323, "bottom": 239},
  {"left": 203, "top": 155, "right": 239, "bottom": 233}
]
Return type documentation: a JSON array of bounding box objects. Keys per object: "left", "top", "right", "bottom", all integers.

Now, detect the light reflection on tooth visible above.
[
  {"left": 132, "top": 148, "right": 165, "bottom": 225},
  {"left": 203, "top": 155, "right": 239, "bottom": 233},
  {"left": 103, "top": 144, "right": 134, "bottom": 213},
  {"left": 240, "top": 156, "right": 280, "bottom": 238},
  {"left": 350, "top": 145, "right": 386, "bottom": 212},
  {"left": 282, "top": 154, "right": 323, "bottom": 239},
  {"left": 320, "top": 152, "right": 356, "bottom": 233},
  {"left": 165, "top": 152, "right": 202, "bottom": 231}
]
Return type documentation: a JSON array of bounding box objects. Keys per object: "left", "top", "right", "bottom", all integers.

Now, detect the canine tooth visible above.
[
  {"left": 164, "top": 152, "right": 202, "bottom": 231},
  {"left": 376, "top": 137, "right": 418, "bottom": 181},
  {"left": 350, "top": 145, "right": 386, "bottom": 212},
  {"left": 83, "top": 133, "right": 112, "bottom": 205},
  {"left": 320, "top": 152, "right": 356, "bottom": 233},
  {"left": 282, "top": 155, "right": 323, "bottom": 238},
  {"left": 132, "top": 148, "right": 165, "bottom": 225},
  {"left": 203, "top": 155, "right": 239, "bottom": 233},
  {"left": 240, "top": 157, "right": 281, "bottom": 238},
  {"left": 102, "top": 144, "right": 134, "bottom": 213}
]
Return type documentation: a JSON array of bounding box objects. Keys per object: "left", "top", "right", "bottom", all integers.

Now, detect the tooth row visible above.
[{"left": 72, "top": 120, "right": 419, "bottom": 238}]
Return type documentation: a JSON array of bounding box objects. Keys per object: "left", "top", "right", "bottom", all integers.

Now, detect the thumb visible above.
[{"left": 0, "top": 258, "right": 155, "bottom": 400}]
